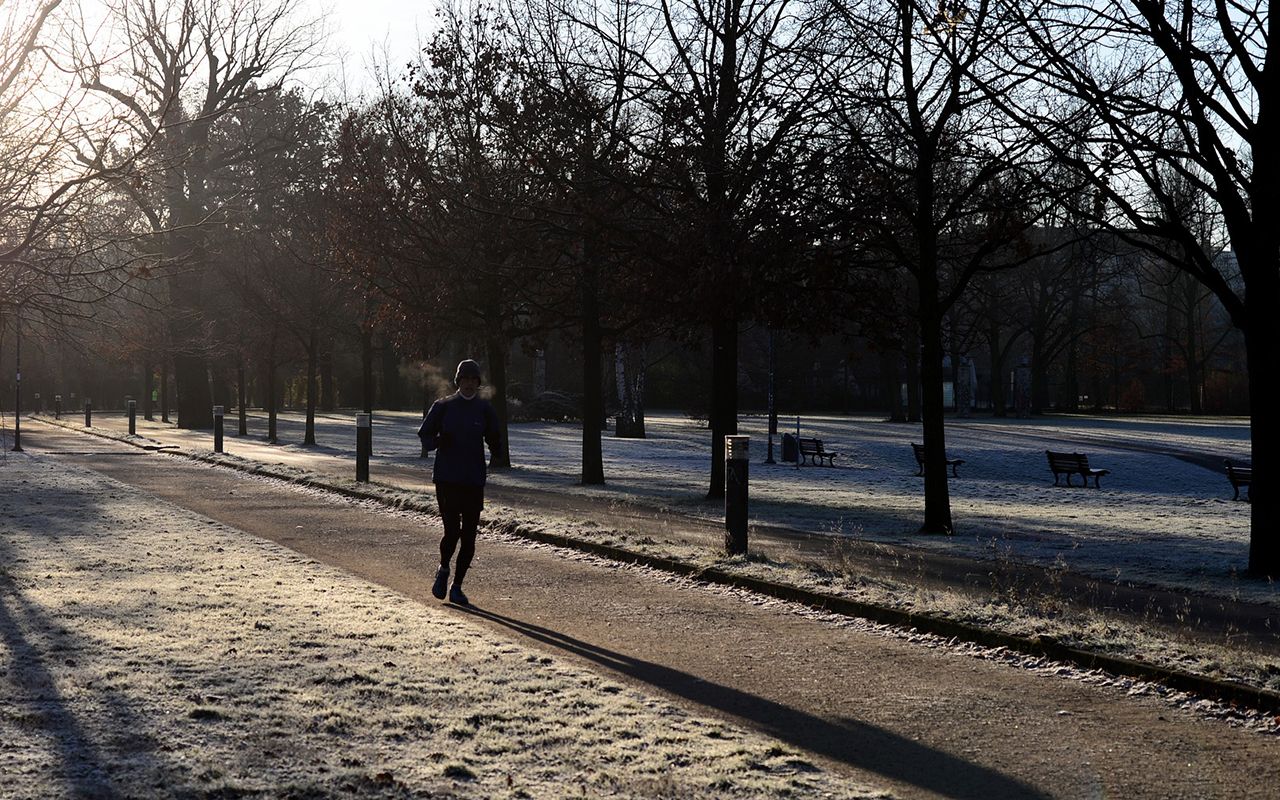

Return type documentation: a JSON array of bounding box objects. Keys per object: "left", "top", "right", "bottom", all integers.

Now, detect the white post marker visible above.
[{"left": 213, "top": 405, "right": 224, "bottom": 453}]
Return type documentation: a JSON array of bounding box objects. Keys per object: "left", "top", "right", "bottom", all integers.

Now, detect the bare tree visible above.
[
  {"left": 510, "top": 0, "right": 683, "bottom": 481},
  {"left": 335, "top": 9, "right": 564, "bottom": 468},
  {"left": 216, "top": 88, "right": 342, "bottom": 445},
  {"left": 979, "top": 0, "right": 1277, "bottom": 571},
  {"left": 822, "top": 0, "right": 1056, "bottom": 533},
  {"left": 0, "top": 2, "right": 165, "bottom": 443},
  {"left": 72, "top": 0, "right": 326, "bottom": 429},
  {"left": 1, "top": 1, "right": 146, "bottom": 308},
  {"left": 556, "top": 0, "right": 833, "bottom": 498}
]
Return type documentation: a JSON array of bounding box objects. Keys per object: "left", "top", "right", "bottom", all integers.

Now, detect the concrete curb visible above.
[{"left": 33, "top": 415, "right": 1280, "bottom": 716}]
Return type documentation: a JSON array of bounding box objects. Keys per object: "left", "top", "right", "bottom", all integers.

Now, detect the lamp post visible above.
[{"left": 11, "top": 312, "right": 22, "bottom": 452}]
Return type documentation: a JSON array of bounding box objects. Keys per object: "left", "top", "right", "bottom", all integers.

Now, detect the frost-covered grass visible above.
[
  {"left": 21, "top": 409, "right": 1280, "bottom": 697},
  {"left": 490, "top": 413, "right": 1257, "bottom": 596},
  {"left": 161, "top": 409, "right": 1261, "bottom": 604},
  {"left": 0, "top": 454, "right": 884, "bottom": 799}
]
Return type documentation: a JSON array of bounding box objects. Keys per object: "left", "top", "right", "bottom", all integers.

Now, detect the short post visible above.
[
  {"left": 725, "top": 435, "right": 749, "bottom": 555},
  {"left": 85, "top": 398, "right": 92, "bottom": 428},
  {"left": 128, "top": 399, "right": 137, "bottom": 435},
  {"left": 356, "top": 413, "right": 371, "bottom": 482},
  {"left": 55, "top": 394, "right": 62, "bottom": 420},
  {"left": 213, "top": 405, "right": 224, "bottom": 453}
]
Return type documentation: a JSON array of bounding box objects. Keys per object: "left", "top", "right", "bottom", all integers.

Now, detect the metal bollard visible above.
[
  {"left": 356, "top": 414, "right": 371, "bottom": 482},
  {"left": 85, "top": 398, "right": 92, "bottom": 428},
  {"left": 128, "top": 399, "right": 137, "bottom": 435},
  {"left": 55, "top": 394, "right": 62, "bottom": 420},
  {"left": 213, "top": 406, "right": 224, "bottom": 453},
  {"left": 725, "top": 435, "right": 749, "bottom": 555}
]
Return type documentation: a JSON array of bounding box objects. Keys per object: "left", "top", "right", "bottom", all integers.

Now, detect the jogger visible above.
[{"left": 418, "top": 359, "right": 503, "bottom": 605}]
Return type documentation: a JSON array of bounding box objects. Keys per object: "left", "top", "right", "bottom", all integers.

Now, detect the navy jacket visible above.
[{"left": 418, "top": 393, "right": 502, "bottom": 485}]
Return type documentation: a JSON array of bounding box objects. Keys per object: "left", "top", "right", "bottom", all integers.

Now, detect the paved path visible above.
[{"left": 20, "top": 422, "right": 1280, "bottom": 799}]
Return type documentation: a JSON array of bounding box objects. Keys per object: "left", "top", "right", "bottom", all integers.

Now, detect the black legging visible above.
[{"left": 436, "top": 482, "right": 484, "bottom": 585}]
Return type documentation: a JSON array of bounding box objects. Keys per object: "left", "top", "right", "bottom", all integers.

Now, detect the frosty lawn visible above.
[
  {"left": 219, "top": 410, "right": 1263, "bottom": 605},
  {"left": 18, "top": 410, "right": 1280, "bottom": 709},
  {"left": 0, "top": 455, "right": 884, "bottom": 799},
  {"left": 130, "top": 409, "right": 1274, "bottom": 695}
]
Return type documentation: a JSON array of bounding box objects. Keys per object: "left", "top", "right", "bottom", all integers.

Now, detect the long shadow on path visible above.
[{"left": 461, "top": 605, "right": 1051, "bottom": 800}]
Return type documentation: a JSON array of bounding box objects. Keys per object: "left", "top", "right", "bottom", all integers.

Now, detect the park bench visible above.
[
  {"left": 797, "top": 437, "right": 839, "bottom": 466},
  {"left": 1223, "top": 458, "right": 1252, "bottom": 501},
  {"left": 1045, "top": 450, "right": 1110, "bottom": 488},
  {"left": 912, "top": 443, "right": 964, "bottom": 477}
]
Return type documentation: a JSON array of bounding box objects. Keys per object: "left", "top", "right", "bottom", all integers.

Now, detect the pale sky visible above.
[
  {"left": 326, "top": 0, "right": 434, "bottom": 78},
  {"left": 68, "top": 1, "right": 435, "bottom": 96}
]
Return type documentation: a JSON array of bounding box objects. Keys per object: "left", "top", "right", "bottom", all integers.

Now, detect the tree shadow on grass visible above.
[
  {"left": 0, "top": 553, "right": 124, "bottom": 798},
  {"left": 461, "top": 605, "right": 1051, "bottom": 800},
  {"left": 0, "top": 476, "right": 181, "bottom": 799}
]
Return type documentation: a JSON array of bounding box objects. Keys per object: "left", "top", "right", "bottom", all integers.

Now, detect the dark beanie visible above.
[{"left": 455, "top": 359, "right": 482, "bottom": 383}]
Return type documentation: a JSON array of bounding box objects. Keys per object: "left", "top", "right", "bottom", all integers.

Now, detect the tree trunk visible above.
[
  {"left": 304, "top": 331, "right": 318, "bottom": 446},
  {"left": 707, "top": 315, "right": 738, "bottom": 500},
  {"left": 1184, "top": 282, "right": 1204, "bottom": 414},
  {"left": 1063, "top": 338, "right": 1079, "bottom": 412},
  {"left": 362, "top": 326, "right": 374, "bottom": 415},
  {"left": 1246, "top": 306, "right": 1277, "bottom": 575},
  {"left": 142, "top": 357, "right": 154, "bottom": 421},
  {"left": 165, "top": 121, "right": 215, "bottom": 431},
  {"left": 319, "top": 345, "right": 335, "bottom": 412},
  {"left": 380, "top": 334, "right": 403, "bottom": 411},
  {"left": 237, "top": 357, "right": 248, "bottom": 436},
  {"left": 918, "top": 286, "right": 954, "bottom": 535},
  {"left": 946, "top": 308, "right": 962, "bottom": 414},
  {"left": 1062, "top": 279, "right": 1082, "bottom": 412},
  {"left": 212, "top": 362, "right": 230, "bottom": 409},
  {"left": 987, "top": 327, "right": 1005, "bottom": 417},
  {"left": 615, "top": 340, "right": 647, "bottom": 438},
  {"left": 485, "top": 336, "right": 512, "bottom": 469},
  {"left": 906, "top": 325, "right": 921, "bottom": 423},
  {"left": 767, "top": 332, "right": 778, "bottom": 435},
  {"left": 264, "top": 332, "right": 278, "bottom": 443},
  {"left": 172, "top": 351, "right": 212, "bottom": 429},
  {"left": 1163, "top": 283, "right": 1178, "bottom": 413},
  {"left": 883, "top": 348, "right": 905, "bottom": 422},
  {"left": 160, "top": 359, "right": 170, "bottom": 424},
  {"left": 534, "top": 348, "right": 547, "bottom": 394},
  {"left": 581, "top": 263, "right": 606, "bottom": 484},
  {"left": 1030, "top": 331, "right": 1048, "bottom": 415}
]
